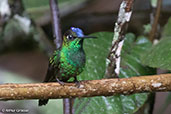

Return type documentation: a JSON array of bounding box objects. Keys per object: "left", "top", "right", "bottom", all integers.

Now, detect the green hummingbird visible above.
[{"left": 38, "top": 27, "right": 96, "bottom": 106}]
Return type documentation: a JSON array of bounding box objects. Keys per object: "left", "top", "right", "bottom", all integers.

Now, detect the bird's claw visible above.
[
  {"left": 74, "top": 77, "right": 80, "bottom": 88},
  {"left": 75, "top": 81, "right": 80, "bottom": 88},
  {"left": 56, "top": 78, "right": 65, "bottom": 86}
]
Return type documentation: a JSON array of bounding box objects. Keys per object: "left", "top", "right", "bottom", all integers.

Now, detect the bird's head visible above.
[{"left": 63, "top": 27, "right": 96, "bottom": 48}]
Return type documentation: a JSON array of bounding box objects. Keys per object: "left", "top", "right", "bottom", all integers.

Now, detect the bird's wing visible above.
[{"left": 43, "top": 50, "right": 60, "bottom": 82}]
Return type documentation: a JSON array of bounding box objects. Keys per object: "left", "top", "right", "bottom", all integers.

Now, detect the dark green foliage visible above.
[
  {"left": 141, "top": 18, "right": 171, "bottom": 70},
  {"left": 74, "top": 32, "right": 155, "bottom": 114}
]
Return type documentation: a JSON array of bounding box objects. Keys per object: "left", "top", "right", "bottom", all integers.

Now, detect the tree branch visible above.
[
  {"left": 149, "top": 0, "right": 162, "bottom": 42},
  {"left": 49, "top": 0, "right": 62, "bottom": 49},
  {"left": 49, "top": 0, "right": 70, "bottom": 113},
  {"left": 0, "top": 74, "right": 171, "bottom": 100},
  {"left": 105, "top": 0, "right": 134, "bottom": 78}
]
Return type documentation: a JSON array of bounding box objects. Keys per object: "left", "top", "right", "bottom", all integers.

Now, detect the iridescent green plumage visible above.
[{"left": 38, "top": 27, "right": 96, "bottom": 106}]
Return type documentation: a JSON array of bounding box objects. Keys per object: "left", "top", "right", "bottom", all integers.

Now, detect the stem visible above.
[
  {"left": 49, "top": 0, "right": 64, "bottom": 113},
  {"left": 63, "top": 98, "right": 74, "bottom": 114},
  {"left": 149, "top": 0, "right": 162, "bottom": 42},
  {"left": 49, "top": 0, "right": 62, "bottom": 49}
]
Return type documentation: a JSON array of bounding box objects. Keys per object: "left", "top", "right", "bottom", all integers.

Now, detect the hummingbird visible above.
[{"left": 38, "top": 27, "right": 96, "bottom": 106}]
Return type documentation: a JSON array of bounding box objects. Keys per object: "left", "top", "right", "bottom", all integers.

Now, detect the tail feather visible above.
[{"left": 38, "top": 99, "right": 49, "bottom": 106}]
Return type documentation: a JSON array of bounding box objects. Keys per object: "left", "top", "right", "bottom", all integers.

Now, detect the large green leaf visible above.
[
  {"left": 162, "top": 18, "right": 171, "bottom": 37},
  {"left": 141, "top": 18, "right": 171, "bottom": 70},
  {"left": 74, "top": 32, "right": 155, "bottom": 114}
]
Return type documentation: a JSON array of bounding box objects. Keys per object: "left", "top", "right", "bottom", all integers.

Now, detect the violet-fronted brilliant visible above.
[{"left": 38, "top": 27, "right": 96, "bottom": 106}]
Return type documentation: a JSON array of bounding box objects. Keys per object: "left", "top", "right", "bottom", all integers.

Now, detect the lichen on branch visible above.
[{"left": 105, "top": 0, "right": 135, "bottom": 78}]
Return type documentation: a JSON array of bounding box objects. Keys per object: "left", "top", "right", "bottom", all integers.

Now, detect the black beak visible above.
[{"left": 78, "top": 36, "right": 97, "bottom": 39}]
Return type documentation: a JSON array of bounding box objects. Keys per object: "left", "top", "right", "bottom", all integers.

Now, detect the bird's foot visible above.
[
  {"left": 56, "top": 78, "right": 65, "bottom": 86},
  {"left": 75, "top": 81, "right": 80, "bottom": 88},
  {"left": 115, "top": 75, "right": 120, "bottom": 81},
  {"left": 74, "top": 77, "right": 80, "bottom": 88}
]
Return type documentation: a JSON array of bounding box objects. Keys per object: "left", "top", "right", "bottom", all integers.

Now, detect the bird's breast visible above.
[{"left": 59, "top": 49, "right": 85, "bottom": 76}]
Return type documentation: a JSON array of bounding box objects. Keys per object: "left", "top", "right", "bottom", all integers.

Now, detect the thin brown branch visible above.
[
  {"left": 63, "top": 99, "right": 70, "bottom": 114},
  {"left": 49, "top": 0, "right": 62, "bottom": 49},
  {"left": 105, "top": 0, "right": 134, "bottom": 78},
  {"left": 63, "top": 98, "right": 74, "bottom": 114},
  {"left": 0, "top": 74, "right": 171, "bottom": 100},
  {"left": 149, "top": 0, "right": 162, "bottom": 42},
  {"left": 49, "top": 0, "right": 66, "bottom": 113}
]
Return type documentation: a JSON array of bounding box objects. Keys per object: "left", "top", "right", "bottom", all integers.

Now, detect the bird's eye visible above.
[{"left": 67, "top": 35, "right": 74, "bottom": 40}]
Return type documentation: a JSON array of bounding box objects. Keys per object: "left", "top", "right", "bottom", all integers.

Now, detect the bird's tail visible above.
[
  {"left": 38, "top": 63, "right": 52, "bottom": 106},
  {"left": 38, "top": 99, "right": 49, "bottom": 106}
]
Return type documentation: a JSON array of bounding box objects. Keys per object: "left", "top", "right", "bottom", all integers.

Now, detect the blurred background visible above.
[{"left": 0, "top": 0, "right": 170, "bottom": 114}]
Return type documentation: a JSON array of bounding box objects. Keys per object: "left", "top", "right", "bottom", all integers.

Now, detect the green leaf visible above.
[
  {"left": 162, "top": 18, "right": 171, "bottom": 37},
  {"left": 141, "top": 37, "right": 171, "bottom": 70},
  {"left": 74, "top": 32, "right": 155, "bottom": 114},
  {"left": 150, "top": 0, "right": 157, "bottom": 7},
  {"left": 141, "top": 18, "right": 171, "bottom": 70},
  {"left": 143, "top": 24, "right": 152, "bottom": 34}
]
